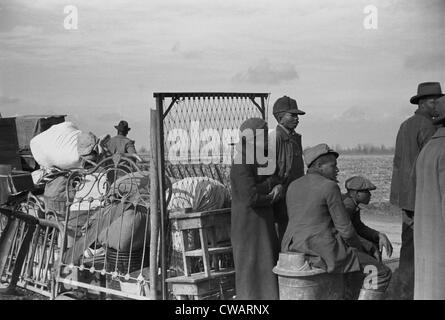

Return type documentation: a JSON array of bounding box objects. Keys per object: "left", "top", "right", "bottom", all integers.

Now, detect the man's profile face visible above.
[
  {"left": 422, "top": 97, "right": 439, "bottom": 117},
  {"left": 280, "top": 112, "right": 299, "bottom": 130},
  {"left": 318, "top": 158, "right": 339, "bottom": 181},
  {"left": 356, "top": 190, "right": 371, "bottom": 205}
]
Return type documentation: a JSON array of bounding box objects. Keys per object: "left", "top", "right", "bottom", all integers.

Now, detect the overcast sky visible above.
[{"left": 1, "top": 0, "right": 444, "bottom": 149}]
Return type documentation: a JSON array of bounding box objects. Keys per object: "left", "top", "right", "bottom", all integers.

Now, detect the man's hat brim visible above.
[
  {"left": 275, "top": 109, "right": 306, "bottom": 115},
  {"left": 288, "top": 109, "right": 306, "bottom": 115},
  {"left": 410, "top": 93, "right": 444, "bottom": 104},
  {"left": 307, "top": 151, "right": 339, "bottom": 168},
  {"left": 115, "top": 125, "right": 131, "bottom": 131}
]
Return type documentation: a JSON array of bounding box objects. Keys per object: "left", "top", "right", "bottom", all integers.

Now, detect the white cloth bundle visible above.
[{"left": 30, "top": 122, "right": 81, "bottom": 169}]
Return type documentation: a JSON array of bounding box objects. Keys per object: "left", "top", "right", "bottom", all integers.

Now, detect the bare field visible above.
[
  {"left": 337, "top": 154, "right": 401, "bottom": 217},
  {"left": 337, "top": 154, "right": 402, "bottom": 259},
  {"left": 142, "top": 153, "right": 400, "bottom": 215}
]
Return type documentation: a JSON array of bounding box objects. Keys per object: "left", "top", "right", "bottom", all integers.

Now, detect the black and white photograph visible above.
[{"left": 0, "top": 0, "right": 445, "bottom": 308}]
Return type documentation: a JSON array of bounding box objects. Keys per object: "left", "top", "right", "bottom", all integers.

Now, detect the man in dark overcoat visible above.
[
  {"left": 230, "top": 117, "right": 283, "bottom": 300},
  {"left": 390, "top": 82, "right": 443, "bottom": 297}
]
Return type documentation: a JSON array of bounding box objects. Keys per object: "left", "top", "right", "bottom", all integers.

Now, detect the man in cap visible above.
[
  {"left": 106, "top": 120, "right": 138, "bottom": 156},
  {"left": 231, "top": 117, "right": 283, "bottom": 299},
  {"left": 271, "top": 95, "right": 306, "bottom": 244},
  {"left": 390, "top": 82, "right": 444, "bottom": 298},
  {"left": 282, "top": 144, "right": 392, "bottom": 299},
  {"left": 343, "top": 176, "right": 393, "bottom": 261},
  {"left": 414, "top": 96, "right": 445, "bottom": 299},
  {"left": 342, "top": 176, "right": 393, "bottom": 299}
]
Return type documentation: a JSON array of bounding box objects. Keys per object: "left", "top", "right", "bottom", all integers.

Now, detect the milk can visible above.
[{"left": 273, "top": 252, "right": 345, "bottom": 300}]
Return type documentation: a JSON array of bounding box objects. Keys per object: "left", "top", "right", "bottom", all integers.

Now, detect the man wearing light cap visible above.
[
  {"left": 271, "top": 95, "right": 306, "bottom": 244},
  {"left": 390, "top": 82, "right": 444, "bottom": 298},
  {"left": 282, "top": 144, "right": 392, "bottom": 299},
  {"left": 414, "top": 96, "right": 445, "bottom": 299}
]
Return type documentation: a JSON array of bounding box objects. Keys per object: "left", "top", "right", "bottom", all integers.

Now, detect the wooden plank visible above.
[
  {"left": 181, "top": 231, "right": 190, "bottom": 277},
  {"left": 165, "top": 269, "right": 235, "bottom": 284},
  {"left": 169, "top": 208, "right": 230, "bottom": 220},
  {"left": 149, "top": 109, "right": 160, "bottom": 300},
  {"left": 199, "top": 228, "right": 211, "bottom": 277},
  {"left": 174, "top": 214, "right": 230, "bottom": 231},
  {"left": 169, "top": 273, "right": 235, "bottom": 296},
  {"left": 184, "top": 246, "right": 232, "bottom": 257}
]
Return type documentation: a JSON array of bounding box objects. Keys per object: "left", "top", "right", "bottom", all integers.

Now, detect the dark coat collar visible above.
[
  {"left": 276, "top": 124, "right": 300, "bottom": 140},
  {"left": 414, "top": 108, "right": 434, "bottom": 121}
]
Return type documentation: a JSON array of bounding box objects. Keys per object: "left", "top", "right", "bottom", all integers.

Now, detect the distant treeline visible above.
[
  {"left": 332, "top": 144, "right": 395, "bottom": 155},
  {"left": 140, "top": 144, "right": 395, "bottom": 156}
]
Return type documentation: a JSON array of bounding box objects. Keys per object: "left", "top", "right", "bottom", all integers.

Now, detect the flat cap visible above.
[
  {"left": 345, "top": 176, "right": 377, "bottom": 191},
  {"left": 303, "top": 143, "right": 339, "bottom": 167},
  {"left": 77, "top": 131, "right": 99, "bottom": 156},
  {"left": 273, "top": 96, "right": 305, "bottom": 115}
]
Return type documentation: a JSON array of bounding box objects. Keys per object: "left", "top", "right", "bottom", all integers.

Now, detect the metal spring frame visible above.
[
  {"left": 0, "top": 154, "right": 170, "bottom": 300},
  {"left": 153, "top": 92, "right": 268, "bottom": 299},
  {"left": 54, "top": 154, "right": 156, "bottom": 299}
]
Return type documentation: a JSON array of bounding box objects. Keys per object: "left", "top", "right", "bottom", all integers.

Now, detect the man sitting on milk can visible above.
[{"left": 281, "top": 144, "right": 392, "bottom": 299}]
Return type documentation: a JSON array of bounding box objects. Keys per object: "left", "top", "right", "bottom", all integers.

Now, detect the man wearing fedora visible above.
[
  {"left": 390, "top": 82, "right": 444, "bottom": 299},
  {"left": 282, "top": 144, "right": 392, "bottom": 299},
  {"left": 106, "top": 120, "right": 138, "bottom": 156},
  {"left": 414, "top": 96, "right": 445, "bottom": 299},
  {"left": 271, "top": 95, "right": 306, "bottom": 244}
]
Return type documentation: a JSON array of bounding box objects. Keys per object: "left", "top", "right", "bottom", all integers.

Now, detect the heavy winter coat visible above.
[
  {"left": 414, "top": 127, "right": 445, "bottom": 299},
  {"left": 390, "top": 109, "right": 436, "bottom": 211},
  {"left": 282, "top": 172, "right": 362, "bottom": 273},
  {"left": 230, "top": 162, "right": 280, "bottom": 300},
  {"left": 273, "top": 125, "right": 305, "bottom": 242}
]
